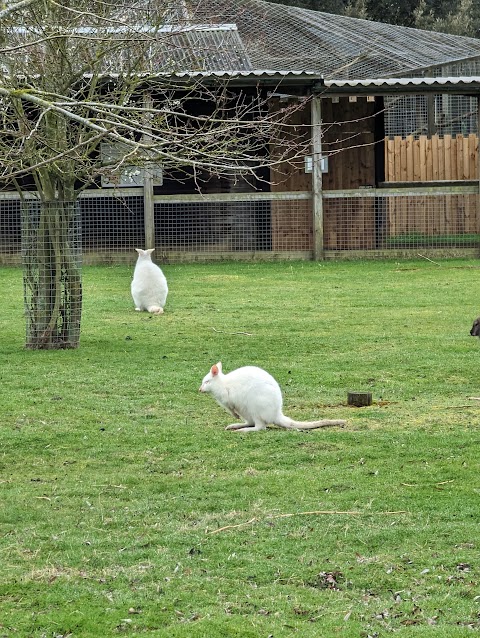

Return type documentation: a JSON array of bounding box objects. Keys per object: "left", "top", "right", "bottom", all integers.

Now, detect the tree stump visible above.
[{"left": 347, "top": 392, "right": 372, "bottom": 407}]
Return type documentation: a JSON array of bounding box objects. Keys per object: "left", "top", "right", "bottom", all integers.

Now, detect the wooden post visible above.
[
  {"left": 427, "top": 94, "right": 436, "bottom": 136},
  {"left": 143, "top": 168, "right": 154, "bottom": 250},
  {"left": 143, "top": 93, "right": 155, "bottom": 250},
  {"left": 478, "top": 96, "right": 480, "bottom": 244},
  {"left": 311, "top": 96, "right": 324, "bottom": 260},
  {"left": 347, "top": 392, "right": 372, "bottom": 407}
]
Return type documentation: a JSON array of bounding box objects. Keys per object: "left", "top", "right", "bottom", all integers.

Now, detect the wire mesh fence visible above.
[
  {"left": 80, "top": 194, "right": 144, "bottom": 251},
  {"left": 153, "top": 195, "right": 312, "bottom": 253},
  {"left": 0, "top": 198, "right": 21, "bottom": 260},
  {"left": 0, "top": 190, "right": 478, "bottom": 265},
  {"left": 21, "top": 201, "right": 82, "bottom": 349},
  {"left": 323, "top": 189, "right": 479, "bottom": 253},
  {"left": 384, "top": 94, "right": 479, "bottom": 138}
]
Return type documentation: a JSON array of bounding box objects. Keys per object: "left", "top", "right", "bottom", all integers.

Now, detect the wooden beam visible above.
[
  {"left": 427, "top": 94, "right": 436, "bottom": 136},
  {"left": 143, "top": 93, "right": 155, "bottom": 250},
  {"left": 311, "top": 96, "right": 324, "bottom": 260},
  {"left": 477, "top": 97, "right": 480, "bottom": 237},
  {"left": 143, "top": 170, "right": 154, "bottom": 250}
]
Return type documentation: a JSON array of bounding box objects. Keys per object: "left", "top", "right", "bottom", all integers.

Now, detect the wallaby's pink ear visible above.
[
  {"left": 134, "top": 248, "right": 142, "bottom": 254},
  {"left": 211, "top": 362, "right": 222, "bottom": 376},
  {"left": 146, "top": 248, "right": 155, "bottom": 254}
]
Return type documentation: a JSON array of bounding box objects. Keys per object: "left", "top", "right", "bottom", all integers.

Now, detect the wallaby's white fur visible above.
[
  {"left": 131, "top": 248, "right": 168, "bottom": 314},
  {"left": 199, "top": 362, "right": 346, "bottom": 432}
]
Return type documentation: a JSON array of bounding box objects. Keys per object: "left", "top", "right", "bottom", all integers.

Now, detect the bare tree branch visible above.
[{"left": 0, "top": 0, "right": 39, "bottom": 20}]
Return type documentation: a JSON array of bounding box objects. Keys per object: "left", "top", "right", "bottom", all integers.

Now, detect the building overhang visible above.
[{"left": 320, "top": 76, "right": 480, "bottom": 96}]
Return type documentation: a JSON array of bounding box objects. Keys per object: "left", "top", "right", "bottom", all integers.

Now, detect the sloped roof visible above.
[
  {"left": 188, "top": 0, "right": 480, "bottom": 79},
  {"left": 3, "top": 0, "right": 480, "bottom": 81},
  {"left": 156, "top": 24, "right": 254, "bottom": 73}
]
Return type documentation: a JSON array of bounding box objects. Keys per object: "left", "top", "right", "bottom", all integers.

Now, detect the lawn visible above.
[{"left": 0, "top": 258, "right": 479, "bottom": 637}]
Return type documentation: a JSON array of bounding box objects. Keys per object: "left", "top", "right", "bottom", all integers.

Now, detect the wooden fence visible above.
[
  {"left": 385, "top": 134, "right": 478, "bottom": 182},
  {"left": 383, "top": 134, "right": 479, "bottom": 243}
]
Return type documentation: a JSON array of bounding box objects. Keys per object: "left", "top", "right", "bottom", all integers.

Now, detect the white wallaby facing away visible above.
[
  {"left": 131, "top": 248, "right": 168, "bottom": 314},
  {"left": 199, "top": 362, "right": 346, "bottom": 432}
]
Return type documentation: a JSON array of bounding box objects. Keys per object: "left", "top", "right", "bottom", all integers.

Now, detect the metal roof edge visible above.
[
  {"left": 83, "top": 70, "right": 480, "bottom": 93},
  {"left": 322, "top": 76, "right": 480, "bottom": 94}
]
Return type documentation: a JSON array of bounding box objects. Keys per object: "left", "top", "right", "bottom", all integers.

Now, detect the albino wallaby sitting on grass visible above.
[
  {"left": 131, "top": 248, "right": 168, "bottom": 314},
  {"left": 199, "top": 361, "right": 346, "bottom": 432}
]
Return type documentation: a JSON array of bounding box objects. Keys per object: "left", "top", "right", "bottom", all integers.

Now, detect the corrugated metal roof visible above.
[
  {"left": 163, "top": 24, "right": 253, "bottom": 72},
  {"left": 323, "top": 76, "right": 480, "bottom": 94},
  {"left": 87, "top": 69, "right": 480, "bottom": 95},
  {"left": 150, "top": 70, "right": 480, "bottom": 94},
  {"left": 326, "top": 76, "right": 480, "bottom": 87},
  {"left": 167, "top": 69, "right": 319, "bottom": 80}
]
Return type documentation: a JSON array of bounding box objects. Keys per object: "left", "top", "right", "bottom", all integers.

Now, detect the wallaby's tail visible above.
[{"left": 276, "top": 415, "right": 346, "bottom": 430}]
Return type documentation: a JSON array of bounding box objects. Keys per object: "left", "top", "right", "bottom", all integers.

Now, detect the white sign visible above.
[{"left": 100, "top": 142, "right": 163, "bottom": 187}]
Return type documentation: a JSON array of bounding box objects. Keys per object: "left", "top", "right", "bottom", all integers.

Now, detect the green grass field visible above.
[{"left": 1, "top": 258, "right": 479, "bottom": 637}]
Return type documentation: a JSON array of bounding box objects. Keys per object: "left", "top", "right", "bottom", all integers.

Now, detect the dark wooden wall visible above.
[
  {"left": 270, "top": 95, "right": 381, "bottom": 250},
  {"left": 321, "top": 96, "right": 377, "bottom": 189},
  {"left": 322, "top": 96, "right": 378, "bottom": 249}
]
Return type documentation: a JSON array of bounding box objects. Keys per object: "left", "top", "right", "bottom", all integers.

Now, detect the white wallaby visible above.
[
  {"left": 199, "top": 362, "right": 346, "bottom": 432},
  {"left": 131, "top": 248, "right": 168, "bottom": 314}
]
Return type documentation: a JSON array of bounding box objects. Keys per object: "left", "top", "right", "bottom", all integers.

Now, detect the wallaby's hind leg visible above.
[
  {"left": 226, "top": 420, "right": 267, "bottom": 433},
  {"left": 225, "top": 421, "right": 253, "bottom": 431}
]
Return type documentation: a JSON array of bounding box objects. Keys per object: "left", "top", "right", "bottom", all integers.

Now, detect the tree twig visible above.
[
  {"left": 417, "top": 253, "right": 441, "bottom": 266},
  {"left": 207, "top": 518, "right": 257, "bottom": 534},
  {"left": 206, "top": 509, "right": 408, "bottom": 534},
  {"left": 211, "top": 327, "right": 253, "bottom": 336}
]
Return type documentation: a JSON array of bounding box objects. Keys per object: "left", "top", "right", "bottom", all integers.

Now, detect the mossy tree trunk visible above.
[
  {"left": 22, "top": 200, "right": 82, "bottom": 349},
  {"left": 21, "top": 106, "right": 83, "bottom": 350}
]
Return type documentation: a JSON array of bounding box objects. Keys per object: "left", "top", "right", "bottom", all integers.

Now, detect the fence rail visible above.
[{"left": 385, "top": 134, "right": 479, "bottom": 182}]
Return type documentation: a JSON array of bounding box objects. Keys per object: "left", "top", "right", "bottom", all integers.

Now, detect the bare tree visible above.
[{"left": 0, "top": 0, "right": 308, "bottom": 349}]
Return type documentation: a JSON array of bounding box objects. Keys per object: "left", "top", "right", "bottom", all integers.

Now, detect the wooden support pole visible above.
[
  {"left": 477, "top": 96, "right": 480, "bottom": 241},
  {"left": 143, "top": 169, "right": 154, "bottom": 250},
  {"left": 311, "top": 96, "right": 324, "bottom": 260},
  {"left": 427, "top": 94, "right": 436, "bottom": 136},
  {"left": 143, "top": 93, "right": 155, "bottom": 250}
]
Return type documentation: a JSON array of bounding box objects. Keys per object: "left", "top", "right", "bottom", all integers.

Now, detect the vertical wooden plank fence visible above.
[
  {"left": 385, "top": 134, "right": 478, "bottom": 182},
  {"left": 384, "top": 134, "right": 479, "bottom": 243}
]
